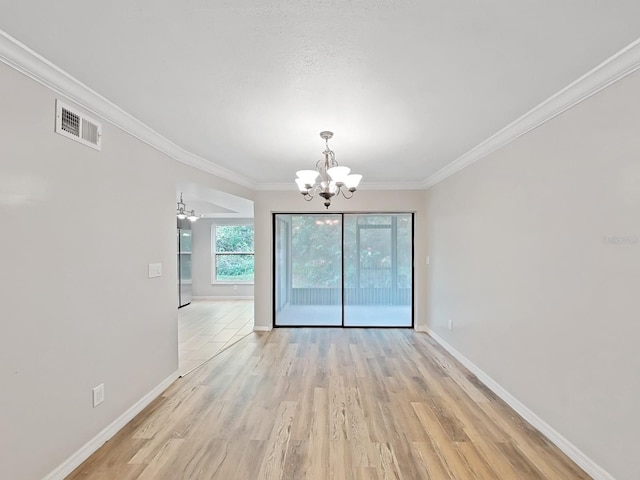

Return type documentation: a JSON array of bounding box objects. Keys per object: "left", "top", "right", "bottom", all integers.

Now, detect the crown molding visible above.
[
  {"left": 253, "top": 182, "right": 297, "bottom": 191},
  {"left": 423, "top": 36, "right": 640, "bottom": 189},
  {"left": 360, "top": 181, "right": 426, "bottom": 191},
  {"left": 4, "top": 27, "right": 640, "bottom": 193},
  {"left": 0, "top": 29, "right": 257, "bottom": 190},
  {"left": 257, "top": 181, "right": 426, "bottom": 191}
]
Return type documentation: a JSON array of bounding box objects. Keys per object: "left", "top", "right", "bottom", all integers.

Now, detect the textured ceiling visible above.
[{"left": 2, "top": 1, "right": 640, "bottom": 188}]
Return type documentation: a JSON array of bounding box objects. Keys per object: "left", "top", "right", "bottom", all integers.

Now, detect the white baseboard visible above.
[
  {"left": 42, "top": 370, "right": 179, "bottom": 480},
  {"left": 423, "top": 328, "right": 614, "bottom": 480},
  {"left": 253, "top": 325, "right": 272, "bottom": 332},
  {"left": 192, "top": 296, "right": 254, "bottom": 300}
]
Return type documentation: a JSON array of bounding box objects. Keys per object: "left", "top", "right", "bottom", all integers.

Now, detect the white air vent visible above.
[{"left": 55, "top": 100, "right": 102, "bottom": 150}]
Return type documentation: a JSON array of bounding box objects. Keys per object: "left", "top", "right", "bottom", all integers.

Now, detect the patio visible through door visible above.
[{"left": 273, "top": 213, "right": 413, "bottom": 327}]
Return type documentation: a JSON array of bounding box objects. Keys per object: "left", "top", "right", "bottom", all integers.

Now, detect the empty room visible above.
[{"left": 1, "top": 2, "right": 639, "bottom": 480}]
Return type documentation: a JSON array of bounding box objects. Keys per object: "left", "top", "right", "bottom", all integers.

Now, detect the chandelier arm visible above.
[
  {"left": 301, "top": 183, "right": 321, "bottom": 201},
  {"left": 339, "top": 187, "right": 354, "bottom": 200}
]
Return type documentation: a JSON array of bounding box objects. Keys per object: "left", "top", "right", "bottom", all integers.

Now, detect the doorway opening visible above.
[
  {"left": 174, "top": 185, "right": 255, "bottom": 376},
  {"left": 273, "top": 213, "right": 413, "bottom": 327}
]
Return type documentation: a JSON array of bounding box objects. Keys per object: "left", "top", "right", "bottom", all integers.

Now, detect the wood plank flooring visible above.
[
  {"left": 179, "top": 300, "right": 254, "bottom": 375},
  {"left": 67, "top": 329, "right": 590, "bottom": 479}
]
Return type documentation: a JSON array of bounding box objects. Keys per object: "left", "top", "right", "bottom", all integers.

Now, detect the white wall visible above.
[
  {"left": 0, "top": 62, "right": 252, "bottom": 480},
  {"left": 253, "top": 189, "right": 428, "bottom": 330},
  {"left": 425, "top": 69, "right": 640, "bottom": 480},
  {"left": 191, "top": 217, "right": 254, "bottom": 298}
]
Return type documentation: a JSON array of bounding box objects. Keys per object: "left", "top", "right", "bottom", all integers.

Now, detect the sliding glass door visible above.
[
  {"left": 274, "top": 213, "right": 413, "bottom": 327},
  {"left": 274, "top": 214, "right": 342, "bottom": 326},
  {"left": 343, "top": 214, "right": 412, "bottom": 326}
]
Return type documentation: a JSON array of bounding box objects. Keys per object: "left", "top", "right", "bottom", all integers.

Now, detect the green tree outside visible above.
[{"left": 215, "top": 225, "right": 254, "bottom": 281}]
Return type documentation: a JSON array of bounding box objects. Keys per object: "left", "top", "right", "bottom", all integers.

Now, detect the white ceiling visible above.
[
  {"left": 177, "top": 182, "right": 254, "bottom": 219},
  {"left": 2, "top": 1, "right": 640, "bottom": 188}
]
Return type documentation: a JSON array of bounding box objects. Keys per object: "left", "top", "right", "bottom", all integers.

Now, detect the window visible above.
[{"left": 212, "top": 225, "right": 254, "bottom": 282}]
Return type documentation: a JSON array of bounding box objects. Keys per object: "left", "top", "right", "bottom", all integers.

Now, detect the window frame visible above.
[{"left": 211, "top": 223, "right": 255, "bottom": 284}]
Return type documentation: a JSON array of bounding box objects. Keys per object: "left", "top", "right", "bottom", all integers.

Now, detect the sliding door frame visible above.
[{"left": 271, "top": 212, "right": 414, "bottom": 329}]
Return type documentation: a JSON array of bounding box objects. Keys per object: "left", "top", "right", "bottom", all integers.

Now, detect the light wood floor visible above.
[
  {"left": 179, "top": 299, "right": 254, "bottom": 375},
  {"left": 67, "top": 329, "right": 589, "bottom": 479}
]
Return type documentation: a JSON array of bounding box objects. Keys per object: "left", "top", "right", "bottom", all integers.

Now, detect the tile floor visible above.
[{"left": 178, "top": 299, "right": 254, "bottom": 375}]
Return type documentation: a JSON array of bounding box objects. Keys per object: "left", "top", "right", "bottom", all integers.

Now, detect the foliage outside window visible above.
[
  {"left": 213, "top": 225, "right": 254, "bottom": 282},
  {"left": 289, "top": 215, "right": 411, "bottom": 289}
]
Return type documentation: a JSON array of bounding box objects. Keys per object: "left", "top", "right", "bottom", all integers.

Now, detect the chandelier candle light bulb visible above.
[{"left": 294, "top": 131, "right": 362, "bottom": 208}]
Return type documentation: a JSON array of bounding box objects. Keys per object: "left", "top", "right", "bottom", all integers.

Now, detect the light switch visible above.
[{"left": 148, "top": 263, "right": 162, "bottom": 278}]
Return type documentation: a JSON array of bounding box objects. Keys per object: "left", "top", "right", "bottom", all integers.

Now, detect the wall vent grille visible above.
[{"left": 55, "top": 100, "right": 102, "bottom": 150}]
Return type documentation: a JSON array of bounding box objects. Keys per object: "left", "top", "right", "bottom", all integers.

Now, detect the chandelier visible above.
[
  {"left": 295, "top": 131, "right": 362, "bottom": 208},
  {"left": 176, "top": 192, "right": 200, "bottom": 221}
]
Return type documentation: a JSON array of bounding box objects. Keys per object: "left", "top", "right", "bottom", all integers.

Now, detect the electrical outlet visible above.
[
  {"left": 448, "top": 319, "right": 453, "bottom": 331},
  {"left": 93, "top": 384, "right": 105, "bottom": 407}
]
